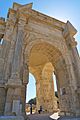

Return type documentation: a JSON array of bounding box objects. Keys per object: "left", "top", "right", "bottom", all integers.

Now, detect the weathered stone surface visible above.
[
  {"left": 0, "top": 2, "right": 80, "bottom": 117},
  {"left": 28, "top": 114, "right": 80, "bottom": 120}
]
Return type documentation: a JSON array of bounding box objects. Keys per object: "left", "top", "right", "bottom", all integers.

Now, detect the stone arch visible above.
[
  {"left": 24, "top": 37, "right": 77, "bottom": 88},
  {"left": 0, "top": 2, "right": 80, "bottom": 116},
  {"left": 24, "top": 38, "right": 69, "bottom": 65},
  {"left": 3, "top": 28, "right": 79, "bottom": 117},
  {"left": 23, "top": 38, "right": 77, "bottom": 115}
]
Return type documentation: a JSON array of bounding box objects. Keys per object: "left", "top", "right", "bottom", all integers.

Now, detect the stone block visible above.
[
  {"left": 12, "top": 100, "right": 20, "bottom": 115},
  {"left": 66, "top": 112, "right": 71, "bottom": 116}
]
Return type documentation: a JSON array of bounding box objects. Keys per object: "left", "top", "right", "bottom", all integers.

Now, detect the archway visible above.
[
  {"left": 24, "top": 40, "right": 75, "bottom": 115},
  {"left": 1, "top": 2, "right": 80, "bottom": 116},
  {"left": 26, "top": 73, "right": 36, "bottom": 114},
  {"left": 26, "top": 73, "right": 36, "bottom": 103}
]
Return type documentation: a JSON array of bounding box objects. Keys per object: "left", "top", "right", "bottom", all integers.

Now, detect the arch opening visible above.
[
  {"left": 0, "top": 38, "right": 3, "bottom": 45},
  {"left": 26, "top": 73, "right": 36, "bottom": 114},
  {"left": 25, "top": 41, "right": 69, "bottom": 114}
]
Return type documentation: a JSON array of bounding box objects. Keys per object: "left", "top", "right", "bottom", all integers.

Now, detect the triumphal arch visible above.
[{"left": 0, "top": 2, "right": 80, "bottom": 117}]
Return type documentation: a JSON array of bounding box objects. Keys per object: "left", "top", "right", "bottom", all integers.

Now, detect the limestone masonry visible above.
[{"left": 0, "top": 2, "right": 80, "bottom": 117}]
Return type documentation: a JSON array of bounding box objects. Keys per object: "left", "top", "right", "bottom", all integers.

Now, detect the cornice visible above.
[
  {"left": 7, "top": 4, "right": 66, "bottom": 31},
  {"left": 30, "top": 9, "right": 65, "bottom": 28},
  {"left": 63, "top": 21, "right": 77, "bottom": 38},
  {"left": 7, "top": 3, "right": 77, "bottom": 34},
  {"left": 0, "top": 19, "right": 6, "bottom": 25},
  {"left": 21, "top": 9, "right": 66, "bottom": 31}
]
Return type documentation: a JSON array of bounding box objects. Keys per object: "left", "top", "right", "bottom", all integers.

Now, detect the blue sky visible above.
[
  {"left": 27, "top": 73, "right": 57, "bottom": 102},
  {"left": 0, "top": 0, "right": 80, "bottom": 51},
  {"left": 26, "top": 73, "right": 36, "bottom": 102},
  {"left": 0, "top": 0, "right": 80, "bottom": 102}
]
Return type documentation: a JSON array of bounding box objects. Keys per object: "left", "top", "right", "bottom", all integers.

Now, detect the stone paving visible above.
[
  {"left": 28, "top": 114, "right": 80, "bottom": 120},
  {"left": 0, "top": 114, "right": 80, "bottom": 120},
  {"left": 28, "top": 114, "right": 52, "bottom": 120},
  {"left": 59, "top": 117, "right": 80, "bottom": 120}
]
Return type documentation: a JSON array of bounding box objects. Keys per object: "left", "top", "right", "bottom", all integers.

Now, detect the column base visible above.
[
  {"left": 4, "top": 87, "right": 23, "bottom": 116},
  {"left": 7, "top": 72, "right": 22, "bottom": 86},
  {"left": 75, "top": 110, "right": 80, "bottom": 117},
  {"left": 7, "top": 78, "right": 22, "bottom": 87}
]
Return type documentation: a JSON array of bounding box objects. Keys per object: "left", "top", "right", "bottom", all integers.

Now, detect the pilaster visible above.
[
  {"left": 7, "top": 13, "right": 28, "bottom": 86},
  {"left": 63, "top": 21, "right": 80, "bottom": 116},
  {"left": 4, "top": 12, "right": 29, "bottom": 115}
]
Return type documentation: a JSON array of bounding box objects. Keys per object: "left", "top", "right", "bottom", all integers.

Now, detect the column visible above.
[
  {"left": 42, "top": 63, "right": 57, "bottom": 113},
  {"left": 5, "top": 86, "right": 27, "bottom": 115},
  {"left": 4, "top": 87, "right": 14, "bottom": 115},
  {"left": 0, "top": 18, "right": 6, "bottom": 83},
  {"left": 21, "top": 61, "right": 29, "bottom": 114},
  {"left": 55, "top": 58, "right": 79, "bottom": 116},
  {"left": 5, "top": 14, "right": 28, "bottom": 115},
  {"left": 7, "top": 15, "right": 26, "bottom": 86},
  {"left": 0, "top": 16, "right": 16, "bottom": 115},
  {"left": 20, "top": 85, "right": 26, "bottom": 114},
  {"left": 7, "top": 30, "right": 23, "bottom": 85},
  {"left": 33, "top": 69, "right": 44, "bottom": 111},
  {"left": 3, "top": 9, "right": 17, "bottom": 83},
  {"left": 63, "top": 21, "right": 80, "bottom": 116}
]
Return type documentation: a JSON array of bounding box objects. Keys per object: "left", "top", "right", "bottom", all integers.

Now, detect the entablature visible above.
[{"left": 7, "top": 2, "right": 66, "bottom": 31}]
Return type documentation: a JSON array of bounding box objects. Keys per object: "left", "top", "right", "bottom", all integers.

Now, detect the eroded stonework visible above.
[{"left": 0, "top": 2, "right": 80, "bottom": 117}]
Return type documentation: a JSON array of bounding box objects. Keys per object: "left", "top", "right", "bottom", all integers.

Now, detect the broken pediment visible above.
[
  {"left": 63, "top": 21, "right": 77, "bottom": 38},
  {"left": 13, "top": 2, "right": 33, "bottom": 11},
  {"left": 67, "top": 21, "right": 77, "bottom": 36}
]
